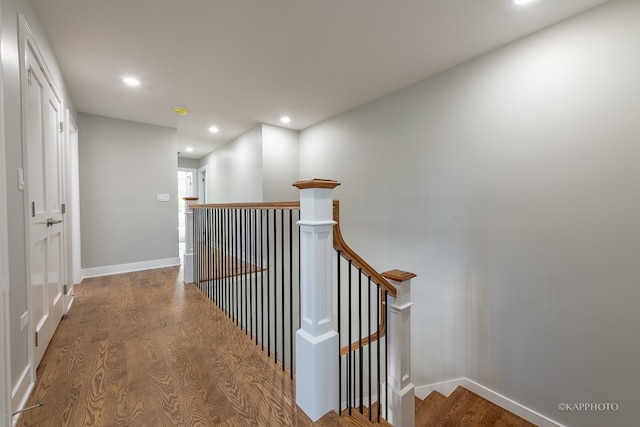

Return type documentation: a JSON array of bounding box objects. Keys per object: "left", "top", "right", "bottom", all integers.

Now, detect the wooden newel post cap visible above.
[
  {"left": 293, "top": 179, "right": 341, "bottom": 190},
  {"left": 183, "top": 197, "right": 199, "bottom": 201},
  {"left": 382, "top": 269, "right": 417, "bottom": 283}
]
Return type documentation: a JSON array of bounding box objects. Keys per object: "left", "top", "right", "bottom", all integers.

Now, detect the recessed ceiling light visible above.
[
  {"left": 209, "top": 126, "right": 219, "bottom": 133},
  {"left": 122, "top": 76, "right": 140, "bottom": 86},
  {"left": 514, "top": 0, "right": 534, "bottom": 5},
  {"left": 185, "top": 147, "right": 194, "bottom": 152},
  {"left": 280, "top": 116, "right": 291, "bottom": 124}
]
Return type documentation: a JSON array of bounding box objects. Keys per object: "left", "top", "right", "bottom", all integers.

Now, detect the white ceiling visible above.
[{"left": 32, "top": 0, "right": 610, "bottom": 159}]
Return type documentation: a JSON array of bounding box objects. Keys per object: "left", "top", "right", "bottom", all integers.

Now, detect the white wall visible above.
[
  {"left": 201, "top": 125, "right": 263, "bottom": 203},
  {"left": 262, "top": 124, "right": 299, "bottom": 201},
  {"left": 200, "top": 124, "right": 299, "bottom": 203},
  {"left": 178, "top": 157, "right": 199, "bottom": 169},
  {"left": 300, "top": 1, "right": 639, "bottom": 426},
  {"left": 78, "top": 114, "right": 179, "bottom": 271}
]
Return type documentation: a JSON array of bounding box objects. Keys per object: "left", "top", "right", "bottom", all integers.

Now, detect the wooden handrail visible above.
[
  {"left": 192, "top": 201, "right": 300, "bottom": 210},
  {"left": 333, "top": 200, "right": 396, "bottom": 357},
  {"left": 192, "top": 198, "right": 397, "bottom": 357},
  {"left": 192, "top": 199, "right": 395, "bottom": 296},
  {"left": 333, "top": 200, "right": 397, "bottom": 298},
  {"left": 191, "top": 200, "right": 395, "bottom": 297}
]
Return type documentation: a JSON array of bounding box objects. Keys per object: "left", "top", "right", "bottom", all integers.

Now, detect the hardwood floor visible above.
[
  {"left": 16, "top": 266, "right": 319, "bottom": 426},
  {"left": 197, "top": 244, "right": 264, "bottom": 282},
  {"left": 16, "top": 265, "right": 538, "bottom": 426},
  {"left": 416, "top": 387, "right": 537, "bottom": 427}
]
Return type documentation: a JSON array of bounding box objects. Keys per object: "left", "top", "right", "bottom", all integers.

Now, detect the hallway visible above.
[{"left": 16, "top": 267, "right": 317, "bottom": 426}]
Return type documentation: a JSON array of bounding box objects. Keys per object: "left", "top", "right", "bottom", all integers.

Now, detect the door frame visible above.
[
  {"left": 64, "top": 110, "right": 80, "bottom": 313},
  {"left": 178, "top": 167, "right": 198, "bottom": 199},
  {"left": 19, "top": 14, "right": 66, "bottom": 389}
]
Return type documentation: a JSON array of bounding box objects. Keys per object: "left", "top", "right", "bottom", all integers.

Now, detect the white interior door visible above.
[
  {"left": 25, "top": 44, "right": 65, "bottom": 368},
  {"left": 0, "top": 2, "right": 13, "bottom": 422}
]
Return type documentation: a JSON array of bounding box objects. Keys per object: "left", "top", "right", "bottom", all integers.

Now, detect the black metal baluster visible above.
[
  {"left": 222, "top": 209, "right": 225, "bottom": 311},
  {"left": 231, "top": 209, "right": 235, "bottom": 319},
  {"left": 238, "top": 209, "right": 242, "bottom": 328},
  {"left": 273, "top": 209, "right": 278, "bottom": 364},
  {"left": 337, "top": 251, "right": 342, "bottom": 413},
  {"left": 245, "top": 209, "right": 249, "bottom": 333},
  {"left": 207, "top": 209, "right": 215, "bottom": 300},
  {"left": 280, "top": 209, "right": 285, "bottom": 369},
  {"left": 368, "top": 276, "right": 372, "bottom": 421},
  {"left": 226, "top": 209, "right": 230, "bottom": 316},
  {"left": 237, "top": 209, "right": 240, "bottom": 324},
  {"left": 260, "top": 209, "right": 265, "bottom": 350},
  {"left": 249, "top": 209, "right": 254, "bottom": 339},
  {"left": 347, "top": 261, "right": 355, "bottom": 415},
  {"left": 205, "top": 208, "right": 209, "bottom": 298},
  {"left": 216, "top": 208, "right": 221, "bottom": 305},
  {"left": 242, "top": 209, "right": 246, "bottom": 332},
  {"left": 358, "top": 269, "right": 363, "bottom": 414},
  {"left": 193, "top": 209, "right": 198, "bottom": 290},
  {"left": 289, "top": 209, "right": 293, "bottom": 377},
  {"left": 200, "top": 208, "right": 205, "bottom": 293},
  {"left": 217, "top": 208, "right": 221, "bottom": 305},
  {"left": 376, "top": 285, "right": 381, "bottom": 423},
  {"left": 384, "top": 290, "right": 388, "bottom": 421},
  {"left": 194, "top": 209, "right": 198, "bottom": 290},
  {"left": 266, "top": 209, "right": 271, "bottom": 356},
  {"left": 234, "top": 209, "right": 239, "bottom": 325},
  {"left": 211, "top": 208, "right": 214, "bottom": 298},
  {"left": 203, "top": 208, "right": 208, "bottom": 295}
]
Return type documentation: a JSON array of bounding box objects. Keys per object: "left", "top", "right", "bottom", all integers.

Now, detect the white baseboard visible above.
[
  {"left": 415, "top": 377, "right": 565, "bottom": 427},
  {"left": 81, "top": 257, "right": 180, "bottom": 279},
  {"left": 11, "top": 365, "right": 33, "bottom": 426}
]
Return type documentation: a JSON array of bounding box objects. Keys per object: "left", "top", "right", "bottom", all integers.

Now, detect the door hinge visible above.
[
  {"left": 59, "top": 122, "right": 64, "bottom": 133},
  {"left": 35, "top": 331, "right": 38, "bottom": 347},
  {"left": 63, "top": 284, "right": 68, "bottom": 295},
  {"left": 32, "top": 201, "right": 35, "bottom": 217},
  {"left": 27, "top": 69, "right": 32, "bottom": 86},
  {"left": 61, "top": 203, "right": 66, "bottom": 214}
]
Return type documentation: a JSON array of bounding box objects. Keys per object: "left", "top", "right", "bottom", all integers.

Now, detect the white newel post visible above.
[
  {"left": 383, "top": 269, "right": 416, "bottom": 427},
  {"left": 293, "top": 179, "right": 341, "bottom": 422},
  {"left": 183, "top": 197, "right": 198, "bottom": 284}
]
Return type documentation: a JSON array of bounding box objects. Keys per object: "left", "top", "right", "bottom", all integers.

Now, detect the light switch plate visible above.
[{"left": 157, "top": 193, "right": 170, "bottom": 202}]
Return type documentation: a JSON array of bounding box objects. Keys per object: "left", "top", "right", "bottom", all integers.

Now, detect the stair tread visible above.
[
  {"left": 424, "top": 386, "right": 537, "bottom": 427},
  {"left": 416, "top": 391, "right": 447, "bottom": 426},
  {"left": 315, "top": 411, "right": 351, "bottom": 426}
]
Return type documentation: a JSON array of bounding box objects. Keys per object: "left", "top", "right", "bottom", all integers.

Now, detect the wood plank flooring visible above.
[
  {"left": 197, "top": 244, "right": 264, "bottom": 282},
  {"left": 417, "top": 387, "right": 537, "bottom": 427},
  {"left": 16, "top": 265, "right": 538, "bottom": 426},
  {"left": 16, "top": 266, "right": 319, "bottom": 427}
]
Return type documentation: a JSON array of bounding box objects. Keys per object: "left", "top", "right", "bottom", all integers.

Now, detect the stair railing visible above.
[
  {"left": 191, "top": 201, "right": 301, "bottom": 375},
  {"left": 333, "top": 198, "right": 394, "bottom": 422},
  {"left": 188, "top": 180, "right": 415, "bottom": 426},
  {"left": 294, "top": 179, "right": 416, "bottom": 426},
  {"left": 333, "top": 199, "right": 416, "bottom": 426}
]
